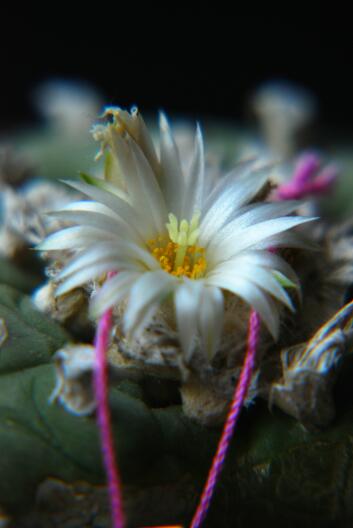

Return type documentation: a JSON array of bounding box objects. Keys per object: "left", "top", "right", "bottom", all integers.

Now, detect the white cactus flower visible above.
[{"left": 39, "top": 107, "right": 314, "bottom": 361}]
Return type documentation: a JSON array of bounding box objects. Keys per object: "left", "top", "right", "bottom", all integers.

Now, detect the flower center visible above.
[{"left": 147, "top": 212, "right": 207, "bottom": 279}]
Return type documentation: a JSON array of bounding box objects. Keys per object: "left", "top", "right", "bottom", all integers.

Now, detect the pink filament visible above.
[
  {"left": 190, "top": 310, "right": 261, "bottom": 528},
  {"left": 94, "top": 280, "right": 125, "bottom": 528}
]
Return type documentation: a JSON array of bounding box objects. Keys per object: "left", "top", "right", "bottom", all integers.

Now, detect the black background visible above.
[{"left": 1, "top": 12, "right": 353, "bottom": 133}]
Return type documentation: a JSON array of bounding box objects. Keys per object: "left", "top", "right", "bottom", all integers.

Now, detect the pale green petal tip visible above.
[
  {"left": 79, "top": 172, "right": 115, "bottom": 192},
  {"left": 273, "top": 271, "right": 298, "bottom": 289},
  {"left": 79, "top": 172, "right": 102, "bottom": 187}
]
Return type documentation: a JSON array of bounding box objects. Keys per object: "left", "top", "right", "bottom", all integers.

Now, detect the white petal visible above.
[
  {"left": 174, "top": 280, "right": 203, "bottom": 361},
  {"left": 159, "top": 112, "right": 185, "bottom": 217},
  {"left": 59, "top": 200, "right": 125, "bottom": 219},
  {"left": 124, "top": 271, "right": 177, "bottom": 337},
  {"left": 208, "top": 250, "right": 299, "bottom": 288},
  {"left": 79, "top": 174, "right": 131, "bottom": 202},
  {"left": 198, "top": 286, "right": 224, "bottom": 360},
  {"left": 129, "top": 138, "right": 168, "bottom": 233},
  {"left": 58, "top": 241, "right": 158, "bottom": 280},
  {"left": 37, "top": 226, "right": 116, "bottom": 251},
  {"left": 206, "top": 273, "right": 280, "bottom": 339},
  {"left": 61, "top": 179, "right": 154, "bottom": 240},
  {"left": 47, "top": 209, "right": 142, "bottom": 246},
  {"left": 90, "top": 271, "right": 140, "bottom": 317},
  {"left": 134, "top": 111, "right": 160, "bottom": 175},
  {"left": 108, "top": 132, "right": 167, "bottom": 235},
  {"left": 181, "top": 124, "right": 205, "bottom": 218},
  {"left": 56, "top": 260, "right": 132, "bottom": 296},
  {"left": 202, "top": 158, "right": 258, "bottom": 212},
  {"left": 107, "top": 127, "right": 136, "bottom": 184},
  {"left": 208, "top": 216, "right": 316, "bottom": 263},
  {"left": 212, "top": 265, "right": 294, "bottom": 311},
  {"left": 218, "top": 200, "right": 301, "bottom": 234},
  {"left": 252, "top": 230, "right": 318, "bottom": 250},
  {"left": 199, "top": 165, "right": 268, "bottom": 246}
]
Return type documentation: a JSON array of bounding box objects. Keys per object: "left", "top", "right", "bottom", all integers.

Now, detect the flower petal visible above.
[
  {"left": 108, "top": 130, "right": 167, "bottom": 234},
  {"left": 219, "top": 200, "right": 301, "bottom": 233},
  {"left": 61, "top": 179, "right": 154, "bottom": 240},
  {"left": 91, "top": 271, "right": 140, "bottom": 317},
  {"left": 252, "top": 230, "right": 318, "bottom": 250},
  {"left": 58, "top": 241, "right": 159, "bottom": 280},
  {"left": 198, "top": 286, "right": 224, "bottom": 360},
  {"left": 133, "top": 111, "right": 160, "bottom": 174},
  {"left": 206, "top": 273, "right": 280, "bottom": 339},
  {"left": 199, "top": 165, "right": 268, "bottom": 246},
  {"left": 159, "top": 112, "right": 185, "bottom": 217},
  {"left": 56, "top": 261, "right": 126, "bottom": 296},
  {"left": 47, "top": 209, "right": 142, "bottom": 246},
  {"left": 79, "top": 173, "right": 130, "bottom": 202},
  {"left": 208, "top": 250, "right": 299, "bottom": 288},
  {"left": 124, "top": 270, "right": 177, "bottom": 337},
  {"left": 181, "top": 124, "right": 205, "bottom": 218},
  {"left": 129, "top": 138, "right": 168, "bottom": 234},
  {"left": 214, "top": 265, "right": 294, "bottom": 311},
  {"left": 202, "top": 158, "right": 258, "bottom": 213},
  {"left": 59, "top": 200, "right": 126, "bottom": 218},
  {"left": 174, "top": 280, "right": 203, "bottom": 361},
  {"left": 37, "top": 226, "right": 116, "bottom": 251},
  {"left": 208, "top": 216, "right": 316, "bottom": 263}
]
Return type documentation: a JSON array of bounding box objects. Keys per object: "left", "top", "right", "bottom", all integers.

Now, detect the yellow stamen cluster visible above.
[{"left": 148, "top": 212, "right": 207, "bottom": 279}]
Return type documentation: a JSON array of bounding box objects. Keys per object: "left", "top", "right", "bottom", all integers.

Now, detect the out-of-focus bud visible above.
[
  {"left": 253, "top": 81, "right": 316, "bottom": 160},
  {"left": 34, "top": 80, "right": 102, "bottom": 135}
]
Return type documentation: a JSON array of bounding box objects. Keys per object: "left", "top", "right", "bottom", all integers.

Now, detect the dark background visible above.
[{"left": 1, "top": 13, "right": 353, "bottom": 133}]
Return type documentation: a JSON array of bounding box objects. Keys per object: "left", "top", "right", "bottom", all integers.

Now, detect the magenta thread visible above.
[
  {"left": 94, "top": 272, "right": 125, "bottom": 528},
  {"left": 190, "top": 310, "right": 261, "bottom": 528}
]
